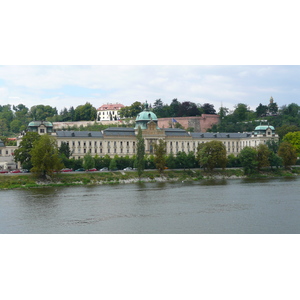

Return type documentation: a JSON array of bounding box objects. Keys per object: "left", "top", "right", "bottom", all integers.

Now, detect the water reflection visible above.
[
  {"left": 0, "top": 177, "right": 299, "bottom": 233},
  {"left": 198, "top": 179, "right": 228, "bottom": 186}
]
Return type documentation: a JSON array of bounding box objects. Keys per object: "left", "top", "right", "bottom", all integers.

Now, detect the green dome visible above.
[
  {"left": 134, "top": 102, "right": 159, "bottom": 130},
  {"left": 254, "top": 125, "right": 275, "bottom": 131},
  {"left": 28, "top": 121, "right": 53, "bottom": 127},
  {"left": 136, "top": 110, "right": 158, "bottom": 121}
]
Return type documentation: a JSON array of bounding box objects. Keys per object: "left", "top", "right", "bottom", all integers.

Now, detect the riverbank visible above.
[{"left": 1, "top": 167, "right": 300, "bottom": 190}]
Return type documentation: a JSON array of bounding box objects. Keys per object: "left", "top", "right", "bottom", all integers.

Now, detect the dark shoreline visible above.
[{"left": 1, "top": 167, "right": 299, "bottom": 190}]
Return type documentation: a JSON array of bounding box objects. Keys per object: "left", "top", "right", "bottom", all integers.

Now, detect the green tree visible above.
[
  {"left": 74, "top": 102, "right": 97, "bottom": 121},
  {"left": 278, "top": 141, "right": 298, "bottom": 169},
  {"left": 232, "top": 103, "right": 250, "bottom": 122},
  {"left": 256, "top": 144, "right": 271, "bottom": 171},
  {"left": 239, "top": 146, "right": 258, "bottom": 174},
  {"left": 83, "top": 153, "right": 95, "bottom": 170},
  {"left": 135, "top": 126, "right": 145, "bottom": 178},
  {"left": 175, "top": 151, "right": 189, "bottom": 170},
  {"left": 201, "top": 103, "right": 216, "bottom": 115},
  {"left": 266, "top": 139, "right": 280, "bottom": 154},
  {"left": 169, "top": 98, "right": 181, "bottom": 117},
  {"left": 109, "top": 158, "right": 117, "bottom": 171},
  {"left": 130, "top": 101, "right": 144, "bottom": 117},
  {"left": 59, "top": 142, "right": 72, "bottom": 159},
  {"left": 276, "top": 125, "right": 300, "bottom": 140},
  {"left": 197, "top": 141, "right": 227, "bottom": 171},
  {"left": 283, "top": 131, "right": 300, "bottom": 156},
  {"left": 29, "top": 105, "right": 57, "bottom": 121},
  {"left": 268, "top": 152, "right": 282, "bottom": 169},
  {"left": 14, "top": 132, "right": 41, "bottom": 170},
  {"left": 30, "top": 135, "right": 63, "bottom": 178},
  {"left": 10, "top": 119, "right": 23, "bottom": 133},
  {"left": 166, "top": 152, "right": 177, "bottom": 169},
  {"left": 256, "top": 103, "right": 268, "bottom": 117},
  {"left": 178, "top": 101, "right": 200, "bottom": 117},
  {"left": 153, "top": 139, "right": 167, "bottom": 174}
]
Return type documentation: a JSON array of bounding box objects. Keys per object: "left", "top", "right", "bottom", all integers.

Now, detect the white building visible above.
[
  {"left": 56, "top": 104, "right": 279, "bottom": 159},
  {"left": 0, "top": 140, "right": 18, "bottom": 170},
  {"left": 97, "top": 103, "right": 125, "bottom": 121}
]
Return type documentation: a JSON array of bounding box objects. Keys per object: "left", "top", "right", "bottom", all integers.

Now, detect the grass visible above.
[{"left": 0, "top": 167, "right": 299, "bottom": 190}]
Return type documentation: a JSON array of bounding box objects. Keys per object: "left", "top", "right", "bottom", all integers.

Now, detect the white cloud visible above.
[{"left": 0, "top": 65, "right": 300, "bottom": 113}]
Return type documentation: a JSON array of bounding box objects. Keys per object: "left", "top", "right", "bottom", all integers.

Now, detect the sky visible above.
[{"left": 1, "top": 65, "right": 300, "bottom": 114}]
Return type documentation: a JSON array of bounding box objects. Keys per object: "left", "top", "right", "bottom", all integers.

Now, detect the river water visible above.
[{"left": 0, "top": 177, "right": 299, "bottom": 233}]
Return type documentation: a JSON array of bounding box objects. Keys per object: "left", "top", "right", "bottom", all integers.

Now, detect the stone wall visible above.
[{"left": 157, "top": 114, "right": 220, "bottom": 132}]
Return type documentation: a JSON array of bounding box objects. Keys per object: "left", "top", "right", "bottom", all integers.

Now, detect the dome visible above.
[
  {"left": 134, "top": 102, "right": 159, "bottom": 130},
  {"left": 136, "top": 110, "right": 158, "bottom": 121},
  {"left": 254, "top": 125, "right": 275, "bottom": 131},
  {"left": 28, "top": 121, "right": 53, "bottom": 127}
]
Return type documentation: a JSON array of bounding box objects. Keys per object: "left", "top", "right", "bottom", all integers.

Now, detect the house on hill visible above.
[{"left": 97, "top": 103, "right": 125, "bottom": 121}]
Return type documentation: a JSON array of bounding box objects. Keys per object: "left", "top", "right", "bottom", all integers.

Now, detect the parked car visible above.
[
  {"left": 75, "top": 168, "right": 85, "bottom": 172},
  {"left": 123, "top": 167, "right": 133, "bottom": 171},
  {"left": 61, "top": 168, "right": 73, "bottom": 172},
  {"left": 21, "top": 169, "right": 30, "bottom": 173},
  {"left": 10, "top": 169, "right": 21, "bottom": 173},
  {"left": 100, "top": 167, "right": 108, "bottom": 171},
  {"left": 0, "top": 170, "right": 8, "bottom": 173},
  {"left": 87, "top": 168, "right": 97, "bottom": 172}
]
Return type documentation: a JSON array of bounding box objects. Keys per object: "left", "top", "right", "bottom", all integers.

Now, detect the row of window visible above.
[
  {"left": 61, "top": 141, "right": 136, "bottom": 147},
  {"left": 97, "top": 111, "right": 119, "bottom": 115}
]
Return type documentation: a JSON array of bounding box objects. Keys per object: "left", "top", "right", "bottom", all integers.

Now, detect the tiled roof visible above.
[
  {"left": 164, "top": 128, "right": 190, "bottom": 137},
  {"left": 97, "top": 104, "right": 125, "bottom": 111},
  {"left": 191, "top": 132, "right": 252, "bottom": 139},
  {"left": 56, "top": 131, "right": 103, "bottom": 138},
  {"left": 103, "top": 127, "right": 135, "bottom": 136}
]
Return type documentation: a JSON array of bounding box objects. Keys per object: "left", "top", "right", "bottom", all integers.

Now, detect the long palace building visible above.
[{"left": 23, "top": 103, "right": 278, "bottom": 160}]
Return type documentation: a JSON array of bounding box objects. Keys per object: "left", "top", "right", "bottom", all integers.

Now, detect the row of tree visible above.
[
  {"left": 1, "top": 97, "right": 300, "bottom": 138},
  {"left": 211, "top": 102, "right": 300, "bottom": 137},
  {"left": 118, "top": 99, "right": 217, "bottom": 118},
  {"left": 0, "top": 102, "right": 97, "bottom": 136}
]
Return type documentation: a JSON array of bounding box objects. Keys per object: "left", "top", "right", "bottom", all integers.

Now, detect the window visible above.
[{"left": 40, "top": 129, "right": 45, "bottom": 133}]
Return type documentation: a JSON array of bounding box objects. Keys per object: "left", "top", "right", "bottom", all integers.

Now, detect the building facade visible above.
[
  {"left": 97, "top": 103, "right": 125, "bottom": 121},
  {"left": 0, "top": 141, "right": 18, "bottom": 170},
  {"left": 55, "top": 105, "right": 278, "bottom": 159}
]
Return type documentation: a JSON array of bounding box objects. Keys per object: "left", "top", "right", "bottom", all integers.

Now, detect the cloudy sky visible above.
[
  {"left": 0, "top": 65, "right": 300, "bottom": 114},
  {"left": 1, "top": 1, "right": 300, "bottom": 116}
]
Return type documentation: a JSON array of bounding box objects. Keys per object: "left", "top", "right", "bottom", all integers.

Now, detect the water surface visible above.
[{"left": 0, "top": 177, "right": 299, "bottom": 233}]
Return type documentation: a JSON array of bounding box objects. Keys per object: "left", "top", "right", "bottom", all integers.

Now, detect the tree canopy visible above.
[
  {"left": 30, "top": 135, "right": 64, "bottom": 178},
  {"left": 196, "top": 141, "right": 227, "bottom": 171}
]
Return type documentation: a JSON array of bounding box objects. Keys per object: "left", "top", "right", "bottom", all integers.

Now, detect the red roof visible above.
[{"left": 97, "top": 103, "right": 125, "bottom": 111}]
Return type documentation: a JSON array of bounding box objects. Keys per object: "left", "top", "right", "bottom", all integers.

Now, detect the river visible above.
[{"left": 0, "top": 177, "right": 299, "bottom": 233}]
